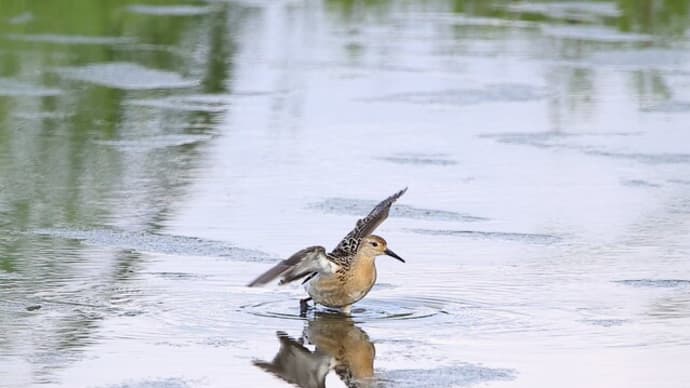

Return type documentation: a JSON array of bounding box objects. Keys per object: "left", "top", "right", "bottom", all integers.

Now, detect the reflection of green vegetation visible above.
[
  {"left": 0, "top": 0, "right": 208, "bottom": 70},
  {"left": 0, "top": 1, "right": 236, "bottom": 378},
  {"left": 202, "top": 6, "right": 232, "bottom": 93},
  {"left": 451, "top": 0, "right": 512, "bottom": 20},
  {"left": 324, "top": 0, "right": 690, "bottom": 35},
  {"left": 632, "top": 70, "right": 672, "bottom": 104},
  {"left": 0, "top": 0, "right": 688, "bottom": 382},
  {"left": 1, "top": 0, "right": 201, "bottom": 35},
  {"left": 0, "top": 256, "right": 15, "bottom": 272},
  {"left": 325, "top": 0, "right": 393, "bottom": 21},
  {"left": 0, "top": 0, "right": 233, "bottom": 231},
  {"left": 618, "top": 0, "right": 690, "bottom": 35},
  {"left": 0, "top": 2, "right": 234, "bottom": 276},
  {"left": 452, "top": 0, "right": 690, "bottom": 35}
]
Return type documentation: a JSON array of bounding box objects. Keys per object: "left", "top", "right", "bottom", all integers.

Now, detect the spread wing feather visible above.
[
  {"left": 253, "top": 331, "right": 331, "bottom": 388},
  {"left": 247, "top": 246, "right": 336, "bottom": 287},
  {"left": 330, "top": 187, "right": 407, "bottom": 257},
  {"left": 248, "top": 188, "right": 407, "bottom": 287}
]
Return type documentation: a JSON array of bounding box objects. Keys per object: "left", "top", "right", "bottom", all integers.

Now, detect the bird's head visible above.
[{"left": 359, "top": 235, "right": 405, "bottom": 263}]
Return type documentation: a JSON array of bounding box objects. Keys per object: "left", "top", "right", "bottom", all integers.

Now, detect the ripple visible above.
[
  {"left": 586, "top": 149, "right": 690, "bottom": 164},
  {"left": 0, "top": 299, "right": 44, "bottom": 314},
  {"left": 240, "top": 296, "right": 447, "bottom": 323},
  {"left": 198, "top": 336, "right": 242, "bottom": 348},
  {"left": 366, "top": 84, "right": 546, "bottom": 106},
  {"left": 8, "top": 12, "right": 33, "bottom": 25},
  {"left": 614, "top": 279, "right": 690, "bottom": 289},
  {"left": 242, "top": 290, "right": 538, "bottom": 336},
  {"left": 481, "top": 131, "right": 642, "bottom": 144},
  {"left": 581, "top": 319, "right": 629, "bottom": 327},
  {"left": 55, "top": 62, "right": 197, "bottom": 90},
  {"left": 0, "top": 272, "right": 23, "bottom": 281},
  {"left": 141, "top": 272, "right": 210, "bottom": 280},
  {"left": 585, "top": 150, "right": 690, "bottom": 164},
  {"left": 127, "top": 5, "right": 214, "bottom": 16},
  {"left": 0, "top": 78, "right": 62, "bottom": 97},
  {"left": 379, "top": 364, "right": 516, "bottom": 387},
  {"left": 642, "top": 100, "right": 690, "bottom": 113},
  {"left": 668, "top": 179, "right": 690, "bottom": 185},
  {"left": 93, "top": 134, "right": 213, "bottom": 151},
  {"left": 127, "top": 95, "right": 231, "bottom": 112},
  {"left": 409, "top": 228, "right": 562, "bottom": 244},
  {"left": 621, "top": 179, "right": 661, "bottom": 188},
  {"left": 12, "top": 111, "right": 73, "bottom": 120},
  {"left": 99, "top": 378, "right": 192, "bottom": 388},
  {"left": 541, "top": 25, "right": 652, "bottom": 43},
  {"left": 378, "top": 153, "right": 458, "bottom": 166},
  {"left": 32, "top": 228, "right": 272, "bottom": 262},
  {"left": 482, "top": 133, "right": 690, "bottom": 165},
  {"left": 506, "top": 2, "right": 620, "bottom": 21},
  {"left": 310, "top": 198, "right": 487, "bottom": 222},
  {"left": 5, "top": 33, "right": 135, "bottom": 45},
  {"left": 401, "top": 13, "right": 535, "bottom": 29},
  {"left": 588, "top": 49, "right": 690, "bottom": 70}
]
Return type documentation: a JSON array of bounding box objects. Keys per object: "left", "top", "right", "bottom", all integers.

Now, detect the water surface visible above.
[{"left": 1, "top": 1, "right": 690, "bottom": 387}]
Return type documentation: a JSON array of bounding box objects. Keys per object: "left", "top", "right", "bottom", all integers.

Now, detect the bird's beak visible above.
[{"left": 384, "top": 248, "right": 405, "bottom": 263}]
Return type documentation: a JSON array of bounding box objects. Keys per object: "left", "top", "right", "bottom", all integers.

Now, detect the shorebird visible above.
[
  {"left": 248, "top": 188, "right": 407, "bottom": 315},
  {"left": 254, "top": 331, "right": 333, "bottom": 388},
  {"left": 254, "top": 312, "right": 375, "bottom": 388}
]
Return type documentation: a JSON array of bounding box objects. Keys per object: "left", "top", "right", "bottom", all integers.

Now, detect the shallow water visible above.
[{"left": 1, "top": 1, "right": 690, "bottom": 387}]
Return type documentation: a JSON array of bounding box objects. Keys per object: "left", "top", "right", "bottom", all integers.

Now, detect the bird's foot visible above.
[{"left": 299, "top": 297, "right": 312, "bottom": 317}]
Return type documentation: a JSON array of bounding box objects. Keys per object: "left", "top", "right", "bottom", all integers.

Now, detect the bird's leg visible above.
[{"left": 299, "top": 297, "right": 312, "bottom": 317}]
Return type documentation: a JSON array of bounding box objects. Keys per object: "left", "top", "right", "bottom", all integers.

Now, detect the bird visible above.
[
  {"left": 248, "top": 188, "right": 407, "bottom": 315},
  {"left": 253, "top": 312, "right": 375, "bottom": 388},
  {"left": 303, "top": 312, "right": 375, "bottom": 386},
  {"left": 253, "top": 331, "right": 334, "bottom": 388}
]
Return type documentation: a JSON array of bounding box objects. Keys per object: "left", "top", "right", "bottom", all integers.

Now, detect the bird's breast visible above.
[
  {"left": 308, "top": 260, "right": 377, "bottom": 308},
  {"left": 347, "top": 260, "right": 377, "bottom": 299}
]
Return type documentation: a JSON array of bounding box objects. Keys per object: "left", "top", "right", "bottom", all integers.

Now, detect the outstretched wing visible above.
[
  {"left": 253, "top": 331, "right": 331, "bottom": 388},
  {"left": 330, "top": 187, "right": 407, "bottom": 257},
  {"left": 248, "top": 246, "right": 337, "bottom": 287}
]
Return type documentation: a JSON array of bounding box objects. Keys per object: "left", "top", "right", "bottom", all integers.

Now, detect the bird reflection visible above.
[{"left": 254, "top": 312, "right": 375, "bottom": 388}]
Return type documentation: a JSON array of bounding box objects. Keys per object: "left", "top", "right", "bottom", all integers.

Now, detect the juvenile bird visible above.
[
  {"left": 248, "top": 188, "right": 407, "bottom": 314},
  {"left": 253, "top": 312, "right": 375, "bottom": 388}
]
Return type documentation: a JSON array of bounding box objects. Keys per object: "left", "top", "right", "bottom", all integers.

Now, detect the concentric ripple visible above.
[{"left": 240, "top": 296, "right": 448, "bottom": 323}]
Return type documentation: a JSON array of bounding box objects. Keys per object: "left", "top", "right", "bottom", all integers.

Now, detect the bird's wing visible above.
[
  {"left": 253, "top": 331, "right": 332, "bottom": 388},
  {"left": 330, "top": 188, "right": 407, "bottom": 257},
  {"left": 247, "top": 246, "right": 337, "bottom": 287}
]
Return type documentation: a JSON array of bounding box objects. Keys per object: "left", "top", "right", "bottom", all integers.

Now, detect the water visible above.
[{"left": 1, "top": 1, "right": 690, "bottom": 387}]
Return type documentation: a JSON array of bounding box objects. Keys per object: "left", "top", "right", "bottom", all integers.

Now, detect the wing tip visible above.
[
  {"left": 247, "top": 264, "right": 288, "bottom": 287},
  {"left": 246, "top": 278, "right": 263, "bottom": 287},
  {"left": 389, "top": 187, "right": 407, "bottom": 203}
]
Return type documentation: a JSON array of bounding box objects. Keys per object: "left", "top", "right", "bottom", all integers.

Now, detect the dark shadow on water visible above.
[
  {"left": 363, "top": 84, "right": 547, "bottom": 106},
  {"left": 310, "top": 198, "right": 488, "bottom": 222},
  {"left": 409, "top": 228, "right": 562, "bottom": 244},
  {"left": 33, "top": 227, "right": 273, "bottom": 262},
  {"left": 481, "top": 132, "right": 690, "bottom": 165},
  {"left": 614, "top": 279, "right": 690, "bottom": 288},
  {"left": 376, "top": 153, "right": 458, "bottom": 166}
]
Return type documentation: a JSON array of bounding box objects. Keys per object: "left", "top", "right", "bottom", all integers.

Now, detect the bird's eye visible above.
[{"left": 371, "top": 242, "right": 378, "bottom": 247}]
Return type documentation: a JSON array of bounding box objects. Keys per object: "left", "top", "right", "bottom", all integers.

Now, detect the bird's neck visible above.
[
  {"left": 349, "top": 251, "right": 377, "bottom": 283},
  {"left": 351, "top": 250, "right": 376, "bottom": 268}
]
